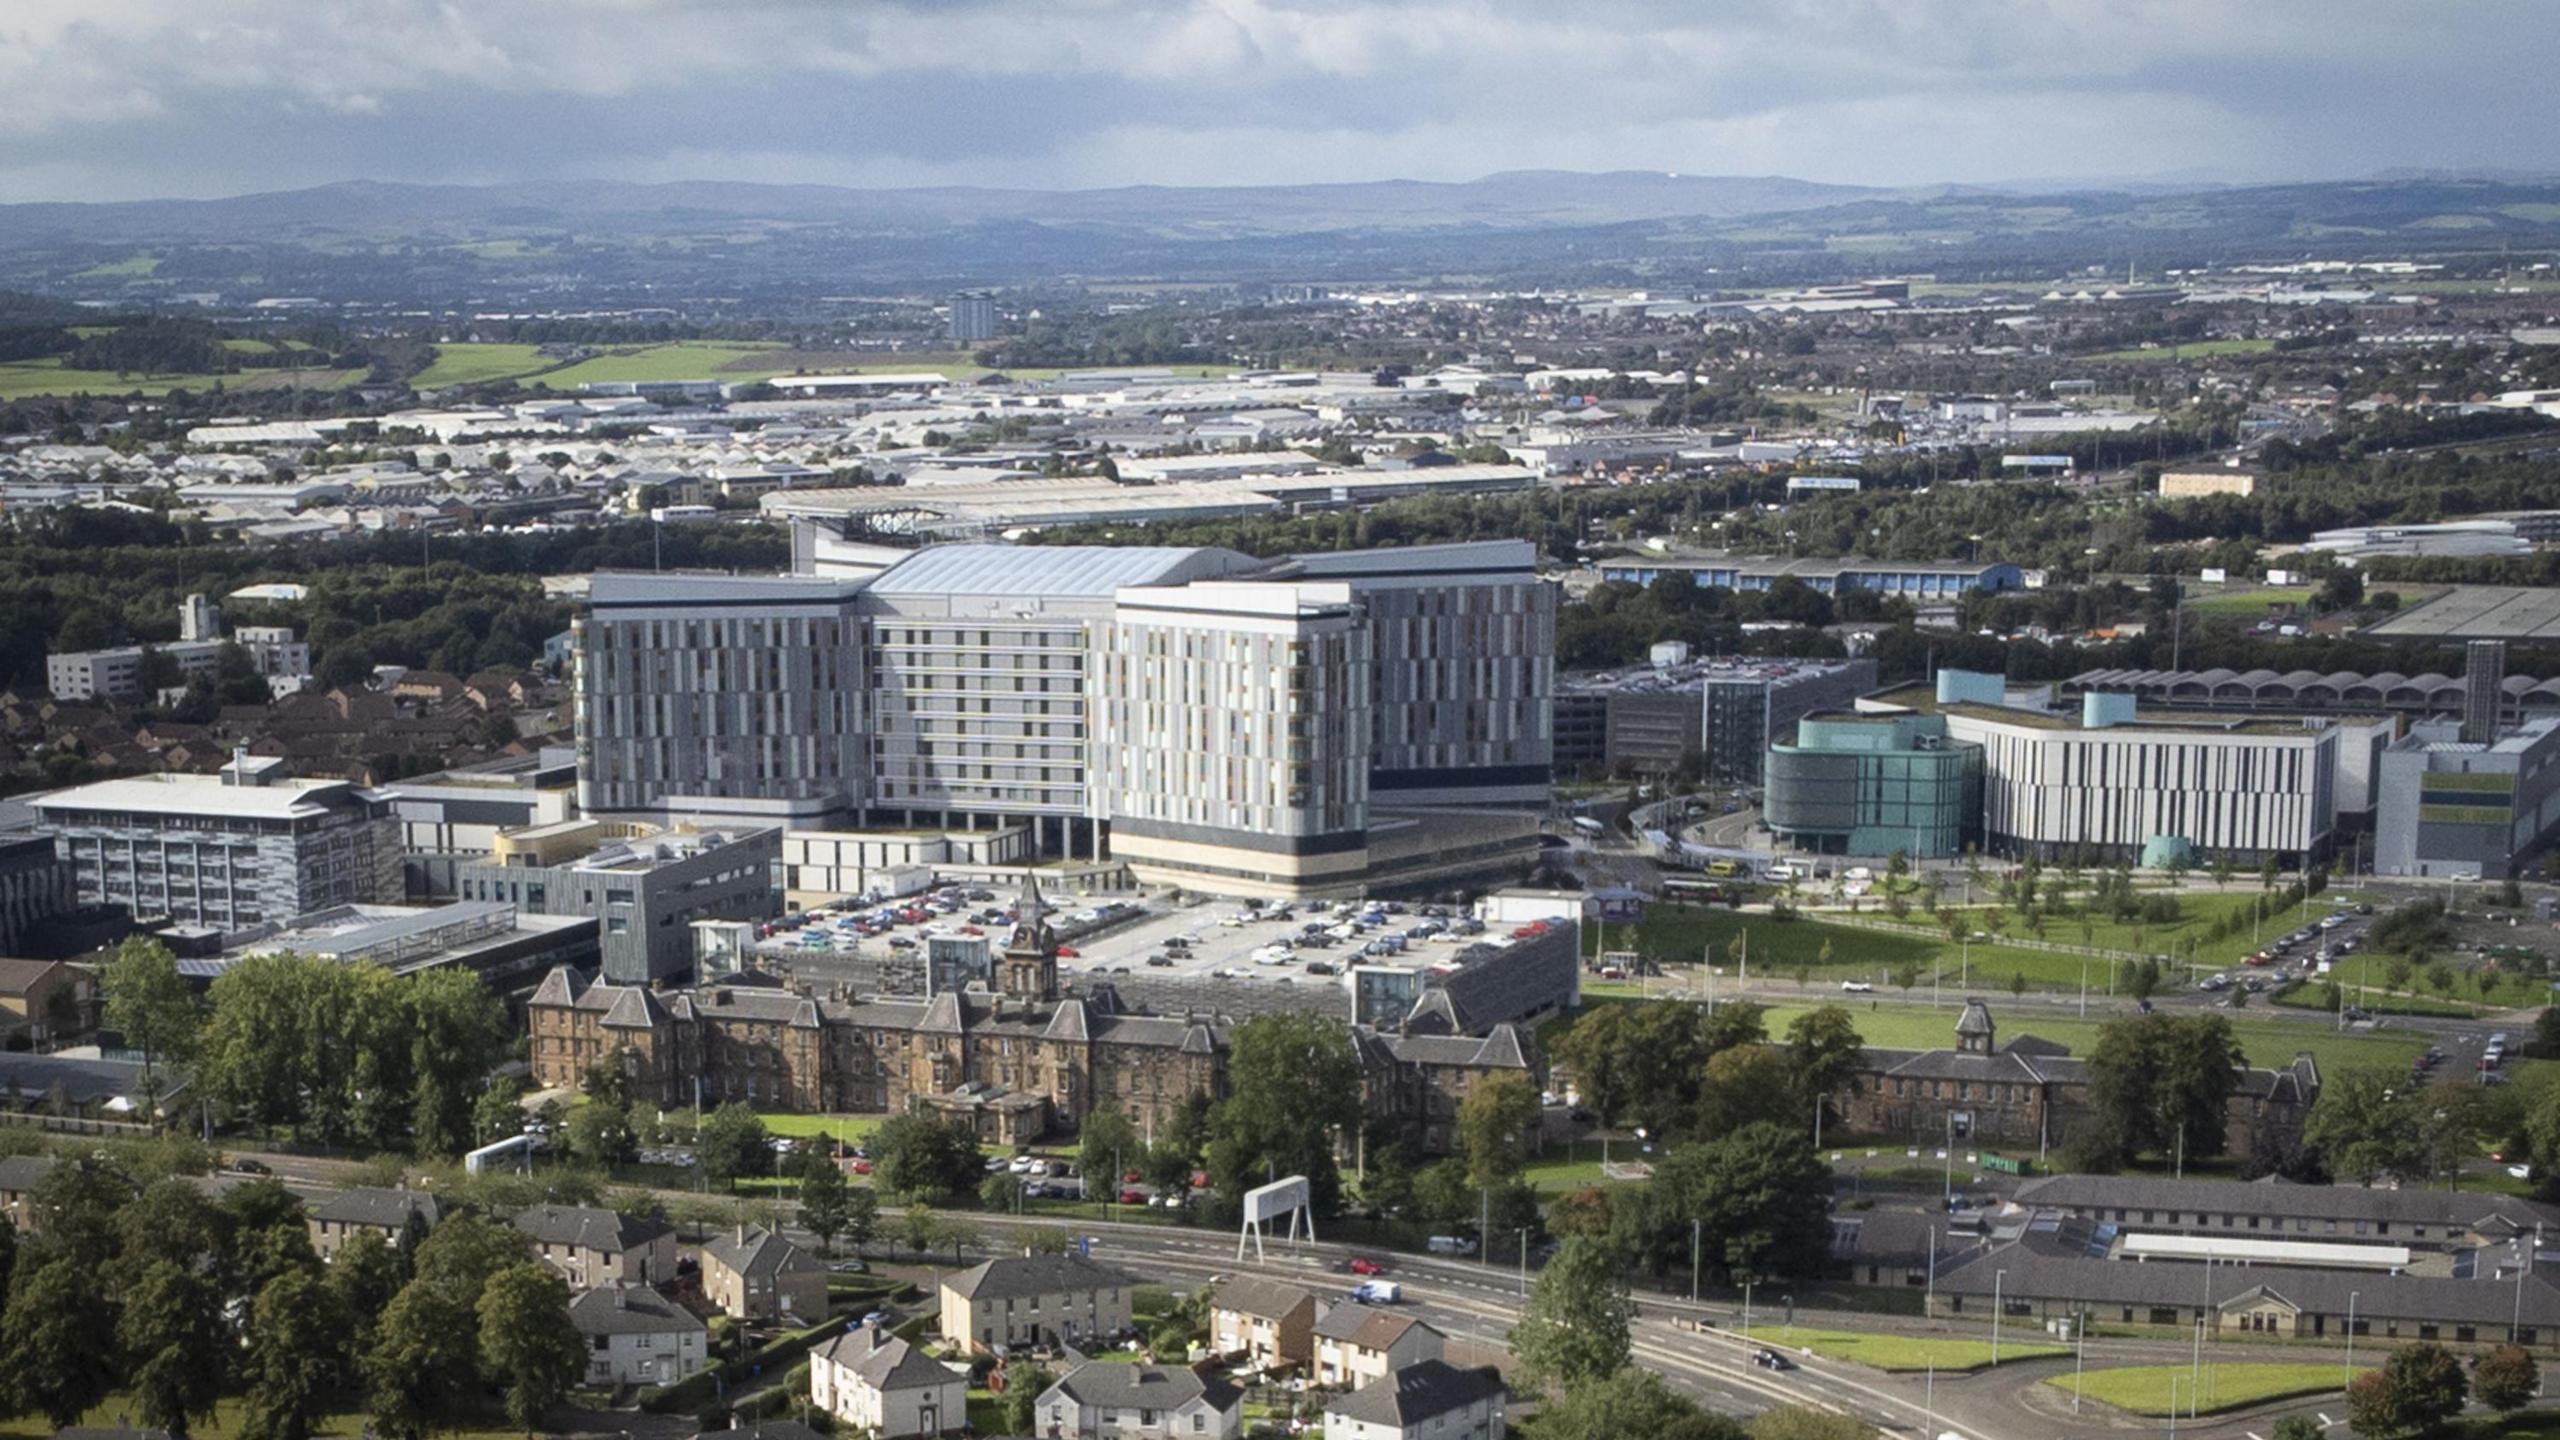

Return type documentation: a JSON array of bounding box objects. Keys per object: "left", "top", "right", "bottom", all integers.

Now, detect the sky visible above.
[{"left": 1, "top": 0, "right": 2553, "bottom": 203}]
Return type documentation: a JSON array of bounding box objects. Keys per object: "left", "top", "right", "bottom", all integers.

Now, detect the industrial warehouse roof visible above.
[
  {"left": 2366, "top": 585, "right": 2560, "bottom": 642},
  {"left": 28, "top": 772, "right": 363, "bottom": 820},
  {"left": 867, "top": 543, "right": 1256, "bottom": 597}
]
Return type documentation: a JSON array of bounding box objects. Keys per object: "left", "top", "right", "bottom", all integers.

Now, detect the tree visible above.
[
  {"left": 1692, "top": 1044, "right": 1799, "bottom": 1137},
  {"left": 1532, "top": 1367, "right": 1745, "bottom": 1440},
  {"left": 0, "top": 1258, "right": 121, "bottom": 1428},
  {"left": 2080, "top": 1013, "right": 2242, "bottom": 1168},
  {"left": 1784, "top": 1006, "right": 1866, "bottom": 1127},
  {"left": 2348, "top": 1342, "right": 2466, "bottom": 1439},
  {"left": 2305, "top": 1069, "right": 2424, "bottom": 1184},
  {"left": 220, "top": 1179, "right": 317, "bottom": 1303},
  {"left": 365, "top": 1280, "right": 479, "bottom": 1440},
  {"left": 2471, "top": 1344, "right": 2536, "bottom": 1415},
  {"left": 901, "top": 1203, "right": 947, "bottom": 1259},
  {"left": 564, "top": 1100, "right": 637, "bottom": 1168},
  {"left": 410, "top": 1212, "right": 532, "bottom": 1302},
  {"left": 1079, "top": 1109, "right": 1145, "bottom": 1198},
  {"left": 1628, "top": 1123, "right": 1833, "bottom": 1284},
  {"left": 839, "top": 1187, "right": 881, "bottom": 1256},
  {"left": 477, "top": 1263, "right": 582, "bottom": 1433},
  {"left": 871, "top": 1113, "right": 983, "bottom": 1202},
  {"left": 1208, "top": 1013, "right": 1365, "bottom": 1216},
  {"left": 328, "top": 1230, "right": 410, "bottom": 1355},
  {"left": 697, "top": 1102, "right": 771, "bottom": 1191},
  {"left": 1457, "top": 1071, "right": 1542, "bottom": 1187},
  {"left": 1509, "top": 1234, "right": 1633, "bottom": 1389},
  {"left": 472, "top": 1075, "right": 531, "bottom": 1145},
  {"left": 1000, "top": 1362, "right": 1057, "bottom": 1436},
  {"left": 102, "top": 936, "right": 199, "bottom": 1108},
  {"left": 120, "top": 1258, "right": 230, "bottom": 1438},
  {"left": 798, "top": 1160, "right": 853, "bottom": 1254},
  {"left": 403, "top": 968, "right": 509, "bottom": 1159},
  {"left": 241, "top": 1268, "right": 350, "bottom": 1440}
]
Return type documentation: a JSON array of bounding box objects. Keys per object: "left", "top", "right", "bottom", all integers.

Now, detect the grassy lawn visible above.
[
  {"left": 526, "top": 340, "right": 793, "bottom": 388},
  {"left": 2280, "top": 948, "right": 2546, "bottom": 1013},
  {"left": 1752, "top": 1001, "right": 2428, "bottom": 1074},
  {"left": 0, "top": 1395, "right": 523, "bottom": 1440},
  {"left": 2048, "top": 1362, "right": 2366, "bottom": 1416},
  {"left": 1939, "top": 889, "right": 2308, "bottom": 970},
  {"left": 0, "top": 357, "right": 362, "bottom": 400},
  {"left": 414, "top": 341, "right": 555, "bottom": 387},
  {"left": 756, "top": 1112, "right": 886, "bottom": 1145},
  {"left": 1738, "top": 1324, "right": 2065, "bottom": 1372},
  {"left": 1612, "top": 904, "right": 2107, "bottom": 993},
  {"left": 2083, "top": 338, "right": 2279, "bottom": 363},
  {"left": 1521, "top": 1156, "right": 1610, "bottom": 1191},
  {"left": 2187, "top": 586, "right": 2318, "bottom": 618}
]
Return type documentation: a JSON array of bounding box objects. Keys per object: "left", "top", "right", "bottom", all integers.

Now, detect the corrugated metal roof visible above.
[{"left": 868, "top": 544, "right": 1254, "bottom": 597}]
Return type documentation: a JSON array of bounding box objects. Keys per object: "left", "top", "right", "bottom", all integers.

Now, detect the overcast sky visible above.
[{"left": 2, "top": 0, "right": 2552, "bottom": 203}]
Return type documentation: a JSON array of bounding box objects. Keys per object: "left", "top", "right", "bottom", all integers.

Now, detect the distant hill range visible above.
[
  {"left": 0, "top": 170, "right": 1888, "bottom": 243},
  {"left": 1, "top": 171, "right": 2556, "bottom": 296}
]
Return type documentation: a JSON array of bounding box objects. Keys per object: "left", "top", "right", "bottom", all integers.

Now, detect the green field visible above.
[
  {"left": 0, "top": 358, "right": 359, "bottom": 400},
  {"left": 1939, "top": 888, "right": 2317, "bottom": 970},
  {"left": 1751, "top": 1001, "right": 2427, "bottom": 1075},
  {"left": 1613, "top": 903, "right": 2153, "bottom": 995},
  {"left": 525, "top": 340, "right": 793, "bottom": 388},
  {"left": 2187, "top": 586, "right": 2319, "bottom": 618},
  {"left": 752, "top": 1111, "right": 886, "bottom": 1146},
  {"left": 72, "top": 253, "right": 160, "bottom": 278},
  {"left": 1738, "top": 1324, "right": 2065, "bottom": 1372},
  {"left": 2048, "top": 1362, "right": 2366, "bottom": 1416},
  {"left": 413, "top": 341, "right": 555, "bottom": 387},
  {"left": 2083, "top": 338, "right": 2280, "bottom": 363},
  {"left": 2280, "top": 946, "right": 2549, "bottom": 1013}
]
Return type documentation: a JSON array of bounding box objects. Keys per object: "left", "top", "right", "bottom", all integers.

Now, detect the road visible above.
[{"left": 230, "top": 1145, "right": 2529, "bottom": 1440}]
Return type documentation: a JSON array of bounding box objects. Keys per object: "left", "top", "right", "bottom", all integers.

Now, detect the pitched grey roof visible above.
[
  {"left": 1043, "top": 1360, "right": 1240, "bottom": 1414},
  {"left": 0, "top": 1154, "right": 55, "bottom": 1192},
  {"left": 510, "top": 1203, "right": 671, "bottom": 1253},
  {"left": 2011, "top": 1174, "right": 2560, "bottom": 1233},
  {"left": 701, "top": 1225, "right": 819, "bottom": 1280},
  {"left": 1315, "top": 1306, "right": 1436, "bottom": 1349},
  {"left": 945, "top": 1252, "right": 1135, "bottom": 1302},
  {"left": 1324, "top": 1360, "right": 1506, "bottom": 1428},
  {"left": 310, "top": 1187, "right": 441, "bottom": 1231},
  {"left": 815, "top": 1326, "right": 960, "bottom": 1394},
  {"left": 1211, "top": 1276, "right": 1315, "bottom": 1321},
  {"left": 568, "top": 1286, "right": 706, "bottom": 1337}
]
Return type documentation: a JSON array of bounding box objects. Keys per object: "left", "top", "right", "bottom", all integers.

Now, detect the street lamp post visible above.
[
  {"left": 1993, "top": 1269, "right": 2006, "bottom": 1364},
  {"left": 1691, "top": 1219, "right": 1702, "bottom": 1305},
  {"left": 2073, "top": 1305, "right": 2088, "bottom": 1412},
  {"left": 1518, "top": 1226, "right": 1531, "bottom": 1299},
  {"left": 1742, "top": 1279, "right": 1756, "bottom": 1347},
  {"left": 2346, "top": 1289, "right": 2360, "bottom": 1388},
  {"left": 1813, "top": 1093, "right": 1830, "bottom": 1152}
]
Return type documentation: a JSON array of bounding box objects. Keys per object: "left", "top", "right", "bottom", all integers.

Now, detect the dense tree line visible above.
[{"left": 0, "top": 1141, "right": 579, "bottom": 1439}]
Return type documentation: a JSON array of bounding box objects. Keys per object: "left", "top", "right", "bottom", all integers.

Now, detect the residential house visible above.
[
  {"left": 809, "top": 1322, "right": 967, "bottom": 1438},
  {"left": 0, "top": 1154, "right": 50, "bottom": 1230},
  {"left": 1035, "top": 1361, "right": 1242, "bottom": 1440},
  {"left": 940, "top": 1253, "right": 1137, "bottom": 1353},
  {"left": 0, "top": 959, "right": 96, "bottom": 1045},
  {"left": 1314, "top": 1309, "right": 1445, "bottom": 1390},
  {"left": 1208, "top": 1277, "right": 1317, "bottom": 1372},
  {"left": 699, "top": 1224, "right": 827, "bottom": 1323},
  {"left": 568, "top": 1286, "right": 708, "bottom": 1387},
  {"left": 510, "top": 1203, "right": 679, "bottom": 1290},
  {"left": 1322, "top": 1361, "right": 1506, "bottom": 1440},
  {"left": 308, "top": 1187, "right": 442, "bottom": 1262}
]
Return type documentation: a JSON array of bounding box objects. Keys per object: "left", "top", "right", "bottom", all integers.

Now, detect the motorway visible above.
[{"left": 226, "top": 1145, "right": 2522, "bottom": 1440}]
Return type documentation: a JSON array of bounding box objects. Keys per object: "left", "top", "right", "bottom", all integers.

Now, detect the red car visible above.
[
  {"left": 1348, "top": 1257, "right": 1387, "bottom": 1276},
  {"left": 1057, "top": 946, "right": 1080, "bottom": 959},
  {"left": 1118, "top": 1189, "right": 1145, "bottom": 1205},
  {"left": 851, "top": 1159, "right": 873, "bottom": 1175}
]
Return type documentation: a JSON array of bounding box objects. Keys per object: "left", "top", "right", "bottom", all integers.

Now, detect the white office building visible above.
[
  {"left": 573, "top": 540, "right": 1554, "bottom": 897},
  {"left": 28, "top": 754, "right": 402, "bottom": 932}
]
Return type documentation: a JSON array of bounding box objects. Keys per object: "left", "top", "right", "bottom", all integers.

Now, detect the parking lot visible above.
[{"left": 762, "top": 882, "right": 1505, "bottom": 991}]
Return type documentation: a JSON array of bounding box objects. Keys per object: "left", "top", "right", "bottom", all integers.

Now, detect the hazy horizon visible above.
[{"left": 4, "top": 1, "right": 2555, "bottom": 205}]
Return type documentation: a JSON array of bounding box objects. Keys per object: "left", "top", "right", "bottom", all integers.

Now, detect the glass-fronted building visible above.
[{"left": 1764, "top": 713, "right": 1982, "bottom": 858}]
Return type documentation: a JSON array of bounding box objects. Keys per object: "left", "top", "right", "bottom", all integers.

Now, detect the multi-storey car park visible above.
[{"left": 574, "top": 538, "right": 1555, "bottom": 899}]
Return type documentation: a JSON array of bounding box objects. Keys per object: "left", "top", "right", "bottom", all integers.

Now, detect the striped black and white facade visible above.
[{"left": 1939, "top": 711, "right": 2340, "bottom": 865}]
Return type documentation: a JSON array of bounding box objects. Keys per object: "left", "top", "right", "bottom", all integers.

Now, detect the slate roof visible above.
[
  {"left": 568, "top": 1286, "right": 706, "bottom": 1337},
  {"left": 510, "top": 1203, "right": 672, "bottom": 1253},
  {"left": 2011, "top": 1173, "right": 2559, "bottom": 1232},
  {"left": 945, "top": 1252, "right": 1136, "bottom": 1302},
  {"left": 1044, "top": 1360, "right": 1240, "bottom": 1414},
  {"left": 310, "top": 1187, "right": 441, "bottom": 1231},
  {"left": 814, "top": 1325, "right": 962, "bottom": 1394},
  {"left": 1314, "top": 1306, "right": 1437, "bottom": 1350},
  {"left": 1211, "top": 1276, "right": 1315, "bottom": 1321},
  {"left": 1376, "top": 1024, "right": 1532, "bottom": 1070},
  {"left": 1324, "top": 1360, "right": 1506, "bottom": 1428},
  {"left": 0, "top": 1154, "right": 53, "bottom": 1192},
  {"left": 702, "top": 1225, "right": 820, "bottom": 1280}
]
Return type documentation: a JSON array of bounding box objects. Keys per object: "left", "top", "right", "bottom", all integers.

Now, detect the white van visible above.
[{"left": 1426, "top": 1235, "right": 1476, "bottom": 1257}]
